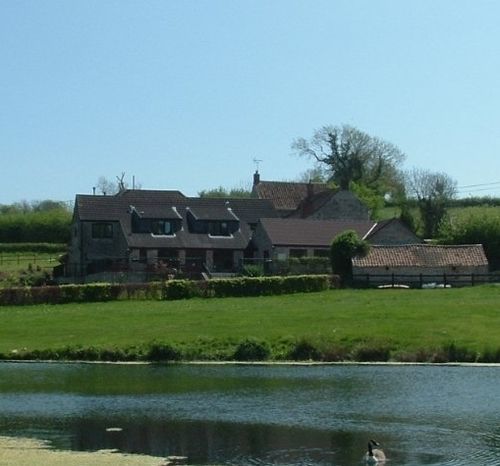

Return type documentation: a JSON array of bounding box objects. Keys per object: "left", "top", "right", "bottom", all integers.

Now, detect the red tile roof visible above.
[
  {"left": 353, "top": 244, "right": 488, "bottom": 267},
  {"left": 253, "top": 181, "right": 329, "bottom": 211}
]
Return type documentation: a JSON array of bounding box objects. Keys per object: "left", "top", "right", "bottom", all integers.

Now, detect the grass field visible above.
[
  {"left": 1, "top": 286, "right": 500, "bottom": 362},
  {"left": 0, "top": 252, "right": 62, "bottom": 272}
]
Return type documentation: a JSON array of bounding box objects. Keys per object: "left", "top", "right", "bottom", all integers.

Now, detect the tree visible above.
[
  {"left": 198, "top": 185, "right": 252, "bottom": 198},
  {"left": 406, "top": 168, "right": 457, "bottom": 238},
  {"left": 330, "top": 230, "right": 370, "bottom": 283},
  {"left": 292, "top": 124, "right": 405, "bottom": 195},
  {"left": 439, "top": 213, "right": 500, "bottom": 270},
  {"left": 96, "top": 173, "right": 141, "bottom": 195}
]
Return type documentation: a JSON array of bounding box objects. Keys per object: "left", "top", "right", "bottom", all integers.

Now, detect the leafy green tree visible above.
[
  {"left": 292, "top": 124, "right": 405, "bottom": 196},
  {"left": 198, "top": 186, "right": 251, "bottom": 198},
  {"left": 330, "top": 230, "right": 370, "bottom": 283},
  {"left": 406, "top": 168, "right": 456, "bottom": 238},
  {"left": 439, "top": 214, "right": 500, "bottom": 270}
]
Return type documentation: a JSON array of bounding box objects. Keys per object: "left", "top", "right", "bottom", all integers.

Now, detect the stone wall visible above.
[{"left": 309, "top": 190, "right": 370, "bottom": 220}]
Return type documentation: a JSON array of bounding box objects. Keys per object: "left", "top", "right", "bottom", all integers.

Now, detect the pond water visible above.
[{"left": 0, "top": 362, "right": 499, "bottom": 465}]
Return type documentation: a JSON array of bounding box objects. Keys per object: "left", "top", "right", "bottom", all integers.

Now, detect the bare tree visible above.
[
  {"left": 96, "top": 176, "right": 118, "bottom": 195},
  {"left": 292, "top": 124, "right": 405, "bottom": 194},
  {"left": 96, "top": 173, "right": 140, "bottom": 195},
  {"left": 406, "top": 168, "right": 457, "bottom": 238}
]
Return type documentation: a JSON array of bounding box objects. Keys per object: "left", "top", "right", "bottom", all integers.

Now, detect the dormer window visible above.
[
  {"left": 151, "top": 220, "right": 173, "bottom": 236},
  {"left": 209, "top": 221, "right": 230, "bottom": 236}
]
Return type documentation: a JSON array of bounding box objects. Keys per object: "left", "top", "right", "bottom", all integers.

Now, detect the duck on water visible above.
[{"left": 364, "top": 439, "right": 386, "bottom": 464}]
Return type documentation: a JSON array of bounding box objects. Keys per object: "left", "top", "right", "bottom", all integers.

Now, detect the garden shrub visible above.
[
  {"left": 163, "top": 279, "right": 200, "bottom": 300},
  {"left": 80, "top": 283, "right": 113, "bottom": 302},
  {"left": 233, "top": 338, "right": 271, "bottom": 361},
  {"left": 30, "top": 285, "right": 62, "bottom": 304},
  {"left": 240, "top": 264, "right": 264, "bottom": 277},
  {"left": 206, "top": 275, "right": 330, "bottom": 298},
  {"left": 146, "top": 342, "right": 182, "bottom": 361},
  {"left": 0, "top": 275, "right": 332, "bottom": 306}
]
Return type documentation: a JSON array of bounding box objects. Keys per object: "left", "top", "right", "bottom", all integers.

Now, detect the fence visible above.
[
  {"left": 352, "top": 273, "right": 500, "bottom": 288},
  {"left": 0, "top": 253, "right": 61, "bottom": 270}
]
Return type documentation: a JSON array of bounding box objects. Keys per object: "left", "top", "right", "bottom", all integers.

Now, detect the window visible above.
[
  {"left": 209, "top": 221, "right": 230, "bottom": 236},
  {"left": 151, "top": 220, "right": 173, "bottom": 235},
  {"left": 92, "top": 223, "right": 113, "bottom": 239},
  {"left": 313, "top": 249, "right": 330, "bottom": 257},
  {"left": 289, "top": 249, "right": 307, "bottom": 258}
]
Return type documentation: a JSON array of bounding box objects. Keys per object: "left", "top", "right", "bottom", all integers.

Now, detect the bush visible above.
[
  {"left": 240, "top": 264, "right": 264, "bottom": 277},
  {"left": 287, "top": 339, "right": 321, "bottom": 361},
  {"left": 439, "top": 213, "right": 500, "bottom": 270},
  {"left": 206, "top": 275, "right": 330, "bottom": 298},
  {"left": 146, "top": 342, "right": 182, "bottom": 361},
  {"left": 233, "top": 338, "right": 270, "bottom": 361},
  {"left": 351, "top": 343, "right": 391, "bottom": 362},
  {"left": 0, "top": 243, "right": 67, "bottom": 253},
  {"left": 163, "top": 280, "right": 200, "bottom": 300},
  {"left": 0, "top": 275, "right": 332, "bottom": 306},
  {"left": 0, "top": 209, "right": 71, "bottom": 243}
]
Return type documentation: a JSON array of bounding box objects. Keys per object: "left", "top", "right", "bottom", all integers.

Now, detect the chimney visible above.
[
  {"left": 307, "top": 180, "right": 314, "bottom": 198},
  {"left": 253, "top": 170, "right": 260, "bottom": 186}
]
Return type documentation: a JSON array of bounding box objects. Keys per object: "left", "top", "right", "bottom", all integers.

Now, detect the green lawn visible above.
[
  {"left": 0, "top": 252, "right": 62, "bottom": 272},
  {"left": 1, "top": 286, "right": 500, "bottom": 361}
]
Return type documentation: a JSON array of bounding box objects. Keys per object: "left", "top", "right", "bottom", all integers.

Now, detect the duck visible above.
[{"left": 364, "top": 439, "right": 386, "bottom": 464}]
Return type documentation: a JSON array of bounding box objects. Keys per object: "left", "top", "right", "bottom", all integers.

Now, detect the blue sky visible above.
[{"left": 2, "top": 0, "right": 500, "bottom": 204}]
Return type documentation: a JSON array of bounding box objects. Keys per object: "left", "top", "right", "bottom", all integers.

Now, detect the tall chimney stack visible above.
[{"left": 253, "top": 170, "right": 260, "bottom": 186}]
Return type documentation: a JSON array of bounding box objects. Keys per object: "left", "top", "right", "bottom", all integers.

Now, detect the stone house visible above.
[
  {"left": 68, "top": 189, "right": 278, "bottom": 280},
  {"left": 251, "top": 171, "right": 370, "bottom": 220},
  {"left": 352, "top": 244, "right": 489, "bottom": 285}
]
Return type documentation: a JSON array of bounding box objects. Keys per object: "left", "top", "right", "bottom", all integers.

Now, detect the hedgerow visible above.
[{"left": 0, "top": 274, "right": 337, "bottom": 306}]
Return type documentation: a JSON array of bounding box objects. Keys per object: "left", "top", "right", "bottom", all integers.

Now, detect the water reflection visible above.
[{"left": 0, "top": 363, "right": 499, "bottom": 465}]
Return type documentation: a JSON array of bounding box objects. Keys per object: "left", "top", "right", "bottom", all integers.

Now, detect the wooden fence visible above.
[{"left": 352, "top": 273, "right": 500, "bottom": 288}]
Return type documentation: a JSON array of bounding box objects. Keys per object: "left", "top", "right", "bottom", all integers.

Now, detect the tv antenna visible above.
[{"left": 253, "top": 158, "right": 263, "bottom": 171}]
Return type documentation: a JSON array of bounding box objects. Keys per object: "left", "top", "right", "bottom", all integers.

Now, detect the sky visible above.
[{"left": 2, "top": 0, "right": 500, "bottom": 204}]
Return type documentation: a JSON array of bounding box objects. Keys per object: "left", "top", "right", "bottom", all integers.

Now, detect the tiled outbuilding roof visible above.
[
  {"left": 253, "top": 181, "right": 329, "bottom": 211},
  {"left": 353, "top": 244, "right": 488, "bottom": 268}
]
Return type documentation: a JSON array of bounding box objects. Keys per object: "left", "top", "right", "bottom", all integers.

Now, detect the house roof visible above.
[
  {"left": 252, "top": 180, "right": 330, "bottom": 211},
  {"left": 258, "top": 218, "right": 377, "bottom": 247},
  {"left": 186, "top": 205, "right": 239, "bottom": 221},
  {"left": 75, "top": 190, "right": 279, "bottom": 250},
  {"left": 352, "top": 244, "right": 489, "bottom": 268}
]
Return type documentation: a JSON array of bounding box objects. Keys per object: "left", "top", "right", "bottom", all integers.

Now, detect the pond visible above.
[{"left": 0, "top": 362, "right": 499, "bottom": 465}]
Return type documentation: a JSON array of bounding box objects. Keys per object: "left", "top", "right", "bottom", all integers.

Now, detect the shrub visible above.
[
  {"left": 330, "top": 231, "right": 370, "bottom": 283},
  {"left": 287, "top": 339, "right": 321, "bottom": 361},
  {"left": 146, "top": 342, "right": 182, "bottom": 361},
  {"left": 240, "top": 264, "right": 264, "bottom": 277},
  {"left": 206, "top": 275, "right": 330, "bottom": 298},
  {"left": 351, "top": 343, "right": 391, "bottom": 362},
  {"left": 0, "top": 243, "right": 67, "bottom": 253},
  {"left": 163, "top": 280, "right": 200, "bottom": 300},
  {"left": 443, "top": 342, "right": 477, "bottom": 363},
  {"left": 233, "top": 338, "right": 270, "bottom": 361}
]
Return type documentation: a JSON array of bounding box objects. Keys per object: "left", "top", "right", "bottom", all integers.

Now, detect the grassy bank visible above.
[{"left": 1, "top": 286, "right": 500, "bottom": 362}]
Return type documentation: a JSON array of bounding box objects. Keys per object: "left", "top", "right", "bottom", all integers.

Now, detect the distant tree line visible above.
[{"left": 0, "top": 201, "right": 72, "bottom": 243}]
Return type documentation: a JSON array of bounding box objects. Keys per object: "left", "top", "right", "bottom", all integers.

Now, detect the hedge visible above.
[
  {"left": 0, "top": 243, "right": 67, "bottom": 253},
  {"left": 0, "top": 275, "right": 337, "bottom": 306}
]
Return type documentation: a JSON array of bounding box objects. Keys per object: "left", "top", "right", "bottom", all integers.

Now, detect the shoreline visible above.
[
  {"left": 0, "top": 435, "right": 165, "bottom": 466},
  {"left": 1, "top": 359, "right": 499, "bottom": 367}
]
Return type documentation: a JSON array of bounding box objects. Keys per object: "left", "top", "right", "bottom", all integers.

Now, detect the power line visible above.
[{"left": 457, "top": 181, "right": 500, "bottom": 190}]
